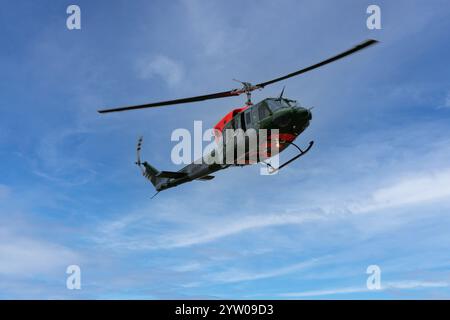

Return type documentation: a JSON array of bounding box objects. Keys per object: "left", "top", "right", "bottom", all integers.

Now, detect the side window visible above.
[
  {"left": 240, "top": 112, "right": 246, "bottom": 131},
  {"left": 234, "top": 116, "right": 240, "bottom": 129},
  {"left": 222, "top": 120, "right": 233, "bottom": 143},
  {"left": 258, "top": 104, "right": 271, "bottom": 120},
  {"left": 245, "top": 112, "right": 251, "bottom": 127},
  {"left": 251, "top": 106, "right": 259, "bottom": 122}
]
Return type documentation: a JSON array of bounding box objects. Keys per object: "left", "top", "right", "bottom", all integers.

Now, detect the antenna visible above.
[{"left": 278, "top": 86, "right": 286, "bottom": 99}]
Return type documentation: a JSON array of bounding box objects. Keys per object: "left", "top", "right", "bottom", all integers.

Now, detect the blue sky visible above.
[{"left": 1, "top": 0, "right": 450, "bottom": 299}]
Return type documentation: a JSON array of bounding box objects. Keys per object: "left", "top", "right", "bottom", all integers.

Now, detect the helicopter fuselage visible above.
[{"left": 149, "top": 97, "right": 312, "bottom": 192}]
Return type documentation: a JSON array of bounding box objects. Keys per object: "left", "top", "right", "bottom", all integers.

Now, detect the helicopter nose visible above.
[
  {"left": 273, "top": 111, "right": 292, "bottom": 127},
  {"left": 294, "top": 107, "right": 312, "bottom": 121},
  {"left": 291, "top": 107, "right": 312, "bottom": 132},
  {"left": 272, "top": 107, "right": 311, "bottom": 129},
  {"left": 307, "top": 109, "right": 312, "bottom": 121}
]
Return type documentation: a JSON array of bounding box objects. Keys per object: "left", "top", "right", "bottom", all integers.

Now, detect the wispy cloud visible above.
[
  {"left": 93, "top": 163, "right": 450, "bottom": 250},
  {"left": 349, "top": 168, "right": 450, "bottom": 214},
  {"left": 180, "top": 0, "right": 248, "bottom": 58},
  {"left": 211, "top": 258, "right": 321, "bottom": 283},
  {"left": 156, "top": 213, "right": 322, "bottom": 249},
  {"left": 94, "top": 211, "right": 323, "bottom": 250},
  {"left": 442, "top": 92, "right": 450, "bottom": 109},
  {"left": 278, "top": 280, "right": 449, "bottom": 298},
  {"left": 279, "top": 286, "right": 365, "bottom": 298},
  {"left": 0, "top": 228, "right": 80, "bottom": 276},
  {"left": 137, "top": 55, "right": 184, "bottom": 87}
]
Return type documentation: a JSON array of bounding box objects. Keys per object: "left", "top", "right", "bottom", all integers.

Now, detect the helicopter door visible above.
[
  {"left": 244, "top": 110, "right": 252, "bottom": 129},
  {"left": 233, "top": 115, "right": 240, "bottom": 130},
  {"left": 251, "top": 105, "right": 260, "bottom": 129},
  {"left": 258, "top": 102, "right": 271, "bottom": 120},
  {"left": 240, "top": 112, "right": 246, "bottom": 131}
]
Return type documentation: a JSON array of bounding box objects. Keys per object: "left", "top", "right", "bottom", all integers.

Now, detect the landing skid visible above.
[
  {"left": 263, "top": 140, "right": 314, "bottom": 174},
  {"left": 151, "top": 191, "right": 160, "bottom": 199}
]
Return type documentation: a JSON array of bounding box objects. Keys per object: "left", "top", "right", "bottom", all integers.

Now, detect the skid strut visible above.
[{"left": 264, "top": 140, "right": 314, "bottom": 174}]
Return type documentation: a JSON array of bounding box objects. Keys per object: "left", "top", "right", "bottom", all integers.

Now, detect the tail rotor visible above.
[{"left": 136, "top": 136, "right": 143, "bottom": 169}]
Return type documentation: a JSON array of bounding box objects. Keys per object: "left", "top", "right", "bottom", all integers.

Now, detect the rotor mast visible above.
[{"left": 232, "top": 79, "right": 261, "bottom": 105}]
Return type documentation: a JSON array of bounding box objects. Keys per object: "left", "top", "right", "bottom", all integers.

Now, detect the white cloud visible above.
[
  {"left": 350, "top": 169, "right": 450, "bottom": 214},
  {"left": 0, "top": 231, "right": 80, "bottom": 276},
  {"left": 444, "top": 92, "right": 450, "bottom": 108},
  {"left": 94, "top": 165, "right": 450, "bottom": 250},
  {"left": 278, "top": 280, "right": 449, "bottom": 298},
  {"left": 95, "top": 211, "right": 323, "bottom": 250},
  {"left": 386, "top": 280, "right": 448, "bottom": 290},
  {"left": 181, "top": 0, "right": 247, "bottom": 58},
  {"left": 279, "top": 286, "right": 365, "bottom": 298},
  {"left": 172, "top": 262, "right": 203, "bottom": 273},
  {"left": 211, "top": 258, "right": 321, "bottom": 283},
  {"left": 138, "top": 55, "right": 184, "bottom": 87},
  {"left": 157, "top": 213, "right": 322, "bottom": 249},
  {"left": 373, "top": 171, "right": 450, "bottom": 206}
]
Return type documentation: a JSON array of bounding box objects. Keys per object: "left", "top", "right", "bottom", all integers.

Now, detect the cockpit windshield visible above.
[{"left": 266, "top": 98, "right": 297, "bottom": 112}]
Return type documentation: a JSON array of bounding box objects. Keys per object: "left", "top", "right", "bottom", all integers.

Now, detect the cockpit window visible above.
[
  {"left": 258, "top": 103, "right": 271, "bottom": 119},
  {"left": 266, "top": 99, "right": 292, "bottom": 112},
  {"left": 285, "top": 99, "right": 297, "bottom": 107}
]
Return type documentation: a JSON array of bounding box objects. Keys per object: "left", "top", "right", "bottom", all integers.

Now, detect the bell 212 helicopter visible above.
[{"left": 99, "top": 39, "right": 378, "bottom": 197}]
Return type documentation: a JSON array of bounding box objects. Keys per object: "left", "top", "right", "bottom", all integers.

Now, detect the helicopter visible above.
[{"left": 98, "top": 39, "right": 378, "bottom": 197}]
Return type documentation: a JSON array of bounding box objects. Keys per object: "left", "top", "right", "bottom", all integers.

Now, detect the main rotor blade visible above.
[
  {"left": 256, "top": 39, "right": 378, "bottom": 88},
  {"left": 98, "top": 90, "right": 240, "bottom": 113},
  {"left": 98, "top": 39, "right": 378, "bottom": 114}
]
